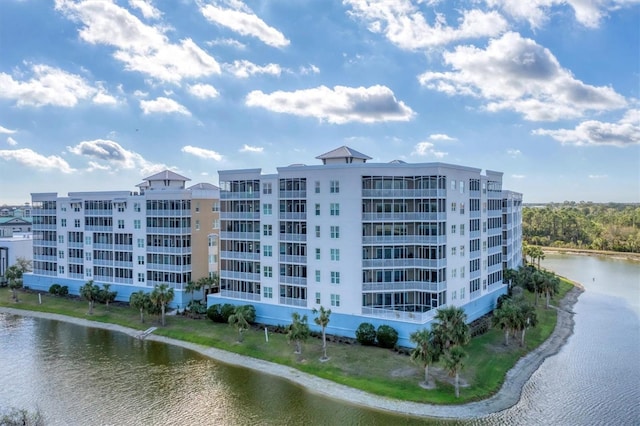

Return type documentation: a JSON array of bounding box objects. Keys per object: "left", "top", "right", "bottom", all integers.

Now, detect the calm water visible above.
[{"left": 1, "top": 254, "right": 639, "bottom": 425}]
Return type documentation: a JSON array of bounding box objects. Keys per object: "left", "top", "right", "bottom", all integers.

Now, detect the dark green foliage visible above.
[
  {"left": 49, "top": 284, "right": 62, "bottom": 295},
  {"left": 187, "top": 300, "right": 207, "bottom": 315},
  {"left": 58, "top": 286, "right": 69, "bottom": 297},
  {"left": 206, "top": 304, "right": 225, "bottom": 322},
  {"left": 496, "top": 294, "right": 511, "bottom": 309},
  {"left": 220, "top": 304, "right": 236, "bottom": 322},
  {"left": 207, "top": 303, "right": 240, "bottom": 323},
  {"left": 355, "top": 322, "right": 377, "bottom": 346},
  {"left": 242, "top": 305, "right": 256, "bottom": 324},
  {"left": 376, "top": 325, "right": 398, "bottom": 349}
]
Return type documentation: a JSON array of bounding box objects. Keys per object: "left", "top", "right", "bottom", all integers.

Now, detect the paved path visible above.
[{"left": 0, "top": 287, "right": 582, "bottom": 420}]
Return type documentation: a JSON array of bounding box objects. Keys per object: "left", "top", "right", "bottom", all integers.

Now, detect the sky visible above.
[{"left": 0, "top": 0, "right": 639, "bottom": 205}]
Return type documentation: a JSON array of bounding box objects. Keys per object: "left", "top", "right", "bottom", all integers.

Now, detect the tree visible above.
[
  {"left": 100, "top": 283, "right": 117, "bottom": 310},
  {"left": 185, "top": 280, "right": 201, "bottom": 304},
  {"left": 432, "top": 306, "right": 470, "bottom": 351},
  {"left": 80, "top": 280, "right": 101, "bottom": 315},
  {"left": 516, "top": 301, "right": 538, "bottom": 347},
  {"left": 228, "top": 305, "right": 251, "bottom": 342},
  {"left": 540, "top": 273, "right": 560, "bottom": 309},
  {"left": 287, "top": 312, "right": 310, "bottom": 356},
  {"left": 130, "top": 290, "right": 152, "bottom": 323},
  {"left": 492, "top": 299, "right": 519, "bottom": 345},
  {"left": 312, "top": 306, "right": 331, "bottom": 361},
  {"left": 4, "top": 257, "right": 31, "bottom": 302},
  {"left": 444, "top": 346, "right": 466, "bottom": 398},
  {"left": 409, "top": 328, "right": 441, "bottom": 388},
  {"left": 150, "top": 283, "right": 174, "bottom": 326}
]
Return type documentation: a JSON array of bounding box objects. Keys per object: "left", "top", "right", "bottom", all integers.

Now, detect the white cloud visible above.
[
  {"left": 240, "top": 144, "right": 263, "bottom": 153},
  {"left": 224, "top": 60, "right": 282, "bottom": 78},
  {"left": 7, "top": 137, "right": 18, "bottom": 146},
  {"left": 200, "top": 1, "right": 289, "bottom": 48},
  {"left": 533, "top": 109, "right": 640, "bottom": 147},
  {"left": 345, "top": 1, "right": 509, "bottom": 49},
  {"left": 429, "top": 133, "right": 456, "bottom": 141},
  {"left": 67, "top": 138, "right": 168, "bottom": 174},
  {"left": 0, "top": 125, "right": 16, "bottom": 134},
  {"left": 511, "top": 174, "right": 526, "bottom": 179},
  {"left": 246, "top": 85, "right": 415, "bottom": 124},
  {"left": 181, "top": 145, "right": 223, "bottom": 161},
  {"left": 588, "top": 174, "right": 608, "bottom": 179},
  {"left": 0, "top": 63, "right": 113, "bottom": 107},
  {"left": 129, "top": 0, "right": 161, "bottom": 20},
  {"left": 507, "top": 149, "right": 521, "bottom": 157},
  {"left": 300, "top": 64, "right": 320, "bottom": 75},
  {"left": 56, "top": 0, "right": 221, "bottom": 83},
  {"left": 140, "top": 97, "right": 191, "bottom": 115},
  {"left": 133, "top": 89, "right": 148, "bottom": 97},
  {"left": 206, "top": 38, "right": 247, "bottom": 49},
  {"left": 0, "top": 148, "right": 75, "bottom": 173},
  {"left": 92, "top": 89, "right": 118, "bottom": 105},
  {"left": 188, "top": 83, "right": 220, "bottom": 99},
  {"left": 412, "top": 141, "right": 447, "bottom": 158},
  {"left": 419, "top": 32, "right": 627, "bottom": 121}
]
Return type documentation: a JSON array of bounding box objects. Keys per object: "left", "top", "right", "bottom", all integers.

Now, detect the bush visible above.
[
  {"left": 220, "top": 304, "right": 236, "bottom": 322},
  {"left": 206, "top": 304, "right": 225, "bottom": 323},
  {"left": 49, "top": 284, "right": 61, "bottom": 295},
  {"left": 496, "top": 294, "right": 511, "bottom": 309},
  {"left": 58, "top": 286, "right": 69, "bottom": 297},
  {"left": 376, "top": 325, "right": 398, "bottom": 349},
  {"left": 355, "top": 322, "right": 377, "bottom": 346},
  {"left": 188, "top": 300, "right": 207, "bottom": 315},
  {"left": 241, "top": 305, "right": 256, "bottom": 324}
]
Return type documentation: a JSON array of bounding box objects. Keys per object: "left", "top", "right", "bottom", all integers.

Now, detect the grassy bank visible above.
[{"left": 1, "top": 280, "right": 574, "bottom": 405}]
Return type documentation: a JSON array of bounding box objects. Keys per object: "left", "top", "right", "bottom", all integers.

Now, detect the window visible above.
[
  {"left": 460, "top": 181, "right": 465, "bottom": 194},
  {"left": 213, "top": 219, "right": 220, "bottom": 229},
  {"left": 86, "top": 269, "right": 92, "bottom": 277},
  {"left": 58, "top": 235, "right": 64, "bottom": 243},
  {"left": 330, "top": 248, "right": 340, "bottom": 261},
  {"left": 451, "top": 246, "right": 457, "bottom": 256},
  {"left": 460, "top": 224, "right": 465, "bottom": 236},
  {"left": 195, "top": 220, "right": 200, "bottom": 231},
  {"left": 73, "top": 204, "right": 80, "bottom": 212},
  {"left": 451, "top": 202, "right": 456, "bottom": 212},
  {"left": 263, "top": 182, "right": 272, "bottom": 194},
  {"left": 452, "top": 290, "right": 457, "bottom": 300},
  {"left": 61, "top": 219, "right": 67, "bottom": 227},
  {"left": 460, "top": 287, "right": 465, "bottom": 298},
  {"left": 315, "top": 270, "right": 321, "bottom": 282},
  {"left": 315, "top": 292, "right": 321, "bottom": 304},
  {"left": 264, "top": 287, "right": 273, "bottom": 298},
  {"left": 75, "top": 219, "right": 81, "bottom": 228},
  {"left": 482, "top": 202, "right": 487, "bottom": 213},
  {"left": 482, "top": 221, "right": 487, "bottom": 232},
  {"left": 451, "top": 225, "right": 456, "bottom": 234},
  {"left": 483, "top": 259, "right": 488, "bottom": 270},
  {"left": 331, "top": 271, "right": 340, "bottom": 284},
  {"left": 451, "top": 268, "right": 457, "bottom": 278},
  {"left": 330, "top": 180, "right": 339, "bottom": 193},
  {"left": 482, "top": 240, "right": 487, "bottom": 252},
  {"left": 263, "top": 224, "right": 272, "bottom": 236},
  {"left": 330, "top": 203, "right": 340, "bottom": 216},
  {"left": 451, "top": 179, "right": 456, "bottom": 190},
  {"left": 460, "top": 245, "right": 465, "bottom": 256},
  {"left": 138, "top": 273, "right": 145, "bottom": 283},
  {"left": 134, "top": 219, "right": 141, "bottom": 229},
  {"left": 58, "top": 250, "right": 64, "bottom": 259},
  {"left": 330, "top": 294, "right": 340, "bottom": 307},
  {"left": 85, "top": 252, "right": 92, "bottom": 261},
  {"left": 315, "top": 248, "right": 321, "bottom": 260},
  {"left": 195, "top": 202, "right": 200, "bottom": 213},
  {"left": 58, "top": 266, "right": 65, "bottom": 274},
  {"left": 315, "top": 203, "right": 321, "bottom": 216},
  {"left": 138, "top": 256, "right": 144, "bottom": 265},
  {"left": 264, "top": 245, "right": 273, "bottom": 256},
  {"left": 134, "top": 202, "right": 141, "bottom": 212},
  {"left": 330, "top": 226, "right": 340, "bottom": 238},
  {"left": 460, "top": 266, "right": 465, "bottom": 278},
  {"left": 137, "top": 238, "right": 145, "bottom": 248},
  {"left": 263, "top": 203, "right": 272, "bottom": 215},
  {"left": 315, "top": 226, "right": 321, "bottom": 238},
  {"left": 212, "top": 202, "right": 220, "bottom": 212},
  {"left": 315, "top": 181, "right": 320, "bottom": 193},
  {"left": 117, "top": 219, "right": 124, "bottom": 229},
  {"left": 460, "top": 202, "right": 465, "bottom": 214},
  {"left": 264, "top": 266, "right": 273, "bottom": 278}
]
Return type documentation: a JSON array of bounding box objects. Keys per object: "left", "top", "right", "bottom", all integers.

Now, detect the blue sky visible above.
[{"left": 1, "top": 0, "right": 638, "bottom": 205}]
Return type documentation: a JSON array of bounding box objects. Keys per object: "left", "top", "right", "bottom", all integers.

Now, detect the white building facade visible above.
[
  {"left": 24, "top": 171, "right": 219, "bottom": 307},
  {"left": 209, "top": 147, "right": 523, "bottom": 346}
]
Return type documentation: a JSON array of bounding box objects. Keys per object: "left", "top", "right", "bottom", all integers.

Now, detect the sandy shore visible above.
[{"left": 0, "top": 286, "right": 583, "bottom": 420}]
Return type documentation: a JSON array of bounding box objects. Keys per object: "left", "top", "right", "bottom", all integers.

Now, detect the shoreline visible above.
[
  {"left": 0, "top": 285, "right": 583, "bottom": 420},
  {"left": 541, "top": 247, "right": 640, "bottom": 262}
]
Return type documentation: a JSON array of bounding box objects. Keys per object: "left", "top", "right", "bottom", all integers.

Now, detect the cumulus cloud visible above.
[
  {"left": 246, "top": 85, "right": 415, "bottom": 124},
  {"left": 206, "top": 38, "right": 247, "bottom": 49},
  {"left": 200, "top": 1, "right": 289, "bottom": 48},
  {"left": 181, "top": 145, "right": 223, "bottom": 161},
  {"left": 7, "top": 137, "right": 18, "bottom": 146},
  {"left": 511, "top": 174, "right": 526, "bottom": 179},
  {"left": 0, "top": 64, "right": 114, "bottom": 107},
  {"left": 0, "top": 125, "right": 16, "bottom": 134},
  {"left": 140, "top": 97, "right": 191, "bottom": 115},
  {"left": 240, "top": 144, "right": 263, "bottom": 153},
  {"left": 533, "top": 109, "right": 640, "bottom": 147},
  {"left": 419, "top": 32, "right": 627, "bottom": 121},
  {"left": 588, "top": 174, "right": 608, "bottom": 179},
  {"left": 345, "top": 0, "right": 509, "bottom": 49},
  {"left": 67, "top": 138, "right": 168, "bottom": 174},
  {"left": 429, "top": 133, "right": 457, "bottom": 141},
  {"left": 507, "top": 149, "right": 521, "bottom": 157},
  {"left": 300, "top": 64, "right": 320, "bottom": 75},
  {"left": 188, "top": 83, "right": 220, "bottom": 99},
  {"left": 56, "top": 0, "right": 221, "bottom": 83},
  {"left": 129, "top": 0, "right": 161, "bottom": 20},
  {"left": 224, "top": 60, "right": 282, "bottom": 78},
  {"left": 0, "top": 148, "right": 75, "bottom": 173},
  {"left": 412, "top": 141, "right": 447, "bottom": 158}
]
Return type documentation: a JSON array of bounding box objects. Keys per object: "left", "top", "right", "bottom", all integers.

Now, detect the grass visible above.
[{"left": 0, "top": 279, "right": 575, "bottom": 405}]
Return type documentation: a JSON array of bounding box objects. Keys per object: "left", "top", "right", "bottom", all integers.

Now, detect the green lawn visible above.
[{"left": 0, "top": 279, "right": 574, "bottom": 404}]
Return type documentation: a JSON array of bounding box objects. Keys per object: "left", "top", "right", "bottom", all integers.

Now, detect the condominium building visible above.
[
  {"left": 24, "top": 171, "right": 219, "bottom": 306},
  {"left": 209, "top": 146, "right": 523, "bottom": 346}
]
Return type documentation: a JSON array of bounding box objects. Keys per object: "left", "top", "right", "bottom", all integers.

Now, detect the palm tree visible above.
[
  {"left": 287, "top": 312, "right": 310, "bottom": 356},
  {"left": 409, "top": 328, "right": 441, "bottom": 388},
  {"left": 100, "top": 283, "right": 117, "bottom": 310},
  {"left": 130, "top": 290, "right": 151, "bottom": 323},
  {"left": 79, "top": 280, "right": 101, "bottom": 315},
  {"left": 444, "top": 346, "right": 466, "bottom": 398},
  {"left": 150, "top": 284, "right": 174, "bottom": 326},
  {"left": 492, "top": 299, "right": 518, "bottom": 346},
  {"left": 5, "top": 265, "right": 23, "bottom": 302},
  {"left": 541, "top": 273, "right": 560, "bottom": 309},
  {"left": 228, "top": 306, "right": 250, "bottom": 342},
  {"left": 312, "top": 306, "right": 331, "bottom": 361},
  {"left": 516, "top": 301, "right": 538, "bottom": 347},
  {"left": 432, "top": 306, "right": 470, "bottom": 351}
]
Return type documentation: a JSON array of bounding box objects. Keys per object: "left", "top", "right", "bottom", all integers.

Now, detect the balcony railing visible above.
[
  {"left": 362, "top": 258, "right": 446, "bottom": 269},
  {"left": 279, "top": 297, "right": 307, "bottom": 307},
  {"left": 362, "top": 235, "right": 446, "bottom": 245},
  {"left": 361, "top": 212, "right": 445, "bottom": 221},
  {"left": 362, "top": 189, "right": 445, "bottom": 198},
  {"left": 361, "top": 281, "right": 445, "bottom": 292}
]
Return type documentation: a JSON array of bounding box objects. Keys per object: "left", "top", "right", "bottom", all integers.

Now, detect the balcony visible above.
[
  {"left": 220, "top": 270, "right": 260, "bottom": 282},
  {"left": 220, "top": 231, "right": 260, "bottom": 240},
  {"left": 220, "top": 251, "right": 260, "bottom": 261},
  {"left": 279, "top": 190, "right": 306, "bottom": 199},
  {"left": 279, "top": 276, "right": 307, "bottom": 286},
  {"left": 362, "top": 235, "right": 446, "bottom": 245},
  {"left": 362, "top": 258, "right": 446, "bottom": 269},
  {"left": 279, "top": 297, "right": 307, "bottom": 307},
  {"left": 361, "top": 306, "right": 437, "bottom": 324},
  {"left": 221, "top": 290, "right": 261, "bottom": 301},
  {"left": 221, "top": 212, "right": 260, "bottom": 220},
  {"left": 279, "top": 254, "right": 307, "bottom": 264},
  {"left": 279, "top": 233, "right": 307, "bottom": 242},
  {"left": 361, "top": 281, "right": 445, "bottom": 292},
  {"left": 146, "top": 227, "right": 190, "bottom": 235},
  {"left": 147, "top": 263, "right": 191, "bottom": 273},
  {"left": 278, "top": 212, "right": 307, "bottom": 221},
  {"left": 362, "top": 212, "right": 445, "bottom": 221},
  {"left": 362, "top": 188, "right": 445, "bottom": 198},
  {"left": 220, "top": 192, "right": 260, "bottom": 200}
]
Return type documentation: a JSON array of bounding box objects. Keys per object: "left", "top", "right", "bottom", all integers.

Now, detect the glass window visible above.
[
  {"left": 331, "top": 271, "right": 340, "bottom": 284},
  {"left": 263, "top": 183, "right": 272, "bottom": 194},
  {"left": 451, "top": 203, "right": 456, "bottom": 212},
  {"left": 330, "top": 226, "right": 340, "bottom": 238},
  {"left": 460, "top": 224, "right": 465, "bottom": 236},
  {"left": 134, "top": 219, "right": 141, "bottom": 229},
  {"left": 61, "top": 219, "right": 67, "bottom": 227},
  {"left": 315, "top": 203, "right": 320, "bottom": 216},
  {"left": 330, "top": 203, "right": 339, "bottom": 216},
  {"left": 315, "top": 226, "right": 321, "bottom": 238},
  {"left": 264, "top": 245, "right": 273, "bottom": 256},
  {"left": 263, "top": 224, "right": 272, "bottom": 236},
  {"left": 315, "top": 270, "right": 321, "bottom": 282},
  {"left": 138, "top": 273, "right": 145, "bottom": 282},
  {"left": 264, "top": 287, "right": 273, "bottom": 298},
  {"left": 451, "top": 225, "right": 456, "bottom": 234},
  {"left": 330, "top": 180, "right": 339, "bottom": 193},
  {"left": 330, "top": 294, "right": 340, "bottom": 307},
  {"left": 315, "top": 248, "right": 321, "bottom": 260},
  {"left": 263, "top": 203, "right": 272, "bottom": 215},
  {"left": 315, "top": 181, "right": 320, "bottom": 193},
  {"left": 138, "top": 255, "right": 144, "bottom": 265},
  {"left": 330, "top": 248, "right": 340, "bottom": 261},
  {"left": 137, "top": 238, "right": 145, "bottom": 248},
  {"left": 264, "top": 266, "right": 273, "bottom": 278},
  {"left": 315, "top": 292, "right": 321, "bottom": 304},
  {"left": 451, "top": 179, "right": 456, "bottom": 190}
]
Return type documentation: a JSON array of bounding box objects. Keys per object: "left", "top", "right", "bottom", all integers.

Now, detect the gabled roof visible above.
[
  {"left": 0, "top": 217, "right": 31, "bottom": 225},
  {"left": 143, "top": 170, "right": 191, "bottom": 182},
  {"left": 315, "top": 146, "right": 372, "bottom": 160},
  {"left": 188, "top": 182, "right": 219, "bottom": 190}
]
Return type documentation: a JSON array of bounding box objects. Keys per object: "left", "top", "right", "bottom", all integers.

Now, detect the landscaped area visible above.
[{"left": 0, "top": 277, "right": 573, "bottom": 405}]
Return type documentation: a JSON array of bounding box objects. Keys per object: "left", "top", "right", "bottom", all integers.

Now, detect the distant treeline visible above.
[{"left": 522, "top": 202, "right": 640, "bottom": 253}]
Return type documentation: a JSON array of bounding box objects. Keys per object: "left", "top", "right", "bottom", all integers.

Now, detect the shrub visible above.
[
  {"left": 58, "top": 286, "right": 69, "bottom": 297},
  {"left": 241, "top": 305, "right": 257, "bottom": 324},
  {"left": 206, "top": 304, "right": 225, "bottom": 323},
  {"left": 496, "top": 294, "right": 511, "bottom": 309},
  {"left": 355, "top": 322, "right": 377, "bottom": 346},
  {"left": 376, "top": 325, "right": 399, "bottom": 349},
  {"left": 220, "top": 304, "right": 236, "bottom": 322},
  {"left": 188, "top": 300, "right": 207, "bottom": 315},
  {"left": 49, "top": 284, "right": 61, "bottom": 295}
]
